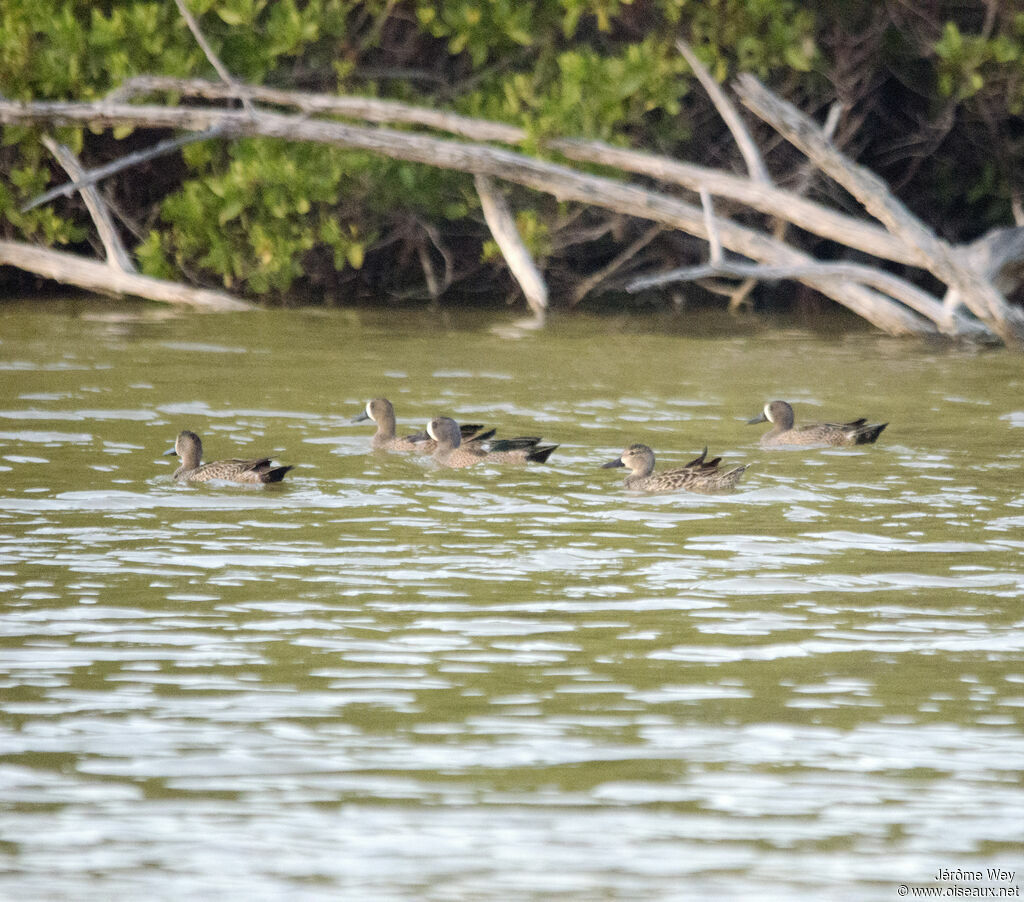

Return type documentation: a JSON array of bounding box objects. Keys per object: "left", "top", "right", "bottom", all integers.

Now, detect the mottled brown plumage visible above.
[
  {"left": 602, "top": 443, "right": 747, "bottom": 493},
  {"left": 352, "top": 398, "right": 493, "bottom": 452},
  {"left": 427, "top": 416, "right": 557, "bottom": 468},
  {"left": 164, "top": 430, "right": 293, "bottom": 484}
]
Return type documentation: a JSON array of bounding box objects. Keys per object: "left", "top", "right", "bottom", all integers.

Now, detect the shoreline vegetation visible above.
[{"left": 1, "top": 2, "right": 1022, "bottom": 346}]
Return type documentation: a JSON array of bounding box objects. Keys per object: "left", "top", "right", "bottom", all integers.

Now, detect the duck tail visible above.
[
  {"left": 527, "top": 444, "right": 558, "bottom": 464},
  {"left": 854, "top": 422, "right": 887, "bottom": 445}
]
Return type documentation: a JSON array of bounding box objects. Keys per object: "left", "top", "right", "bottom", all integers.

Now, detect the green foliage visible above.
[
  {"left": 1, "top": 0, "right": 1021, "bottom": 305},
  {"left": 414, "top": 0, "right": 555, "bottom": 67},
  {"left": 934, "top": 20, "right": 1024, "bottom": 112},
  {"left": 463, "top": 37, "right": 689, "bottom": 143},
  {"left": 145, "top": 139, "right": 374, "bottom": 295},
  {"left": 680, "top": 0, "right": 818, "bottom": 78}
]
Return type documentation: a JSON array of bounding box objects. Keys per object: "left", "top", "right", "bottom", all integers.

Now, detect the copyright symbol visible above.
[{"left": 898, "top": 886, "right": 908, "bottom": 897}]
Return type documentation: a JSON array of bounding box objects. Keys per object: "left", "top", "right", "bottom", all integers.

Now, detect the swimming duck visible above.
[
  {"left": 427, "top": 416, "right": 557, "bottom": 468},
  {"left": 747, "top": 400, "right": 887, "bottom": 447},
  {"left": 602, "top": 443, "right": 747, "bottom": 493},
  {"left": 352, "top": 398, "right": 494, "bottom": 452},
  {"left": 164, "top": 430, "right": 293, "bottom": 483}
]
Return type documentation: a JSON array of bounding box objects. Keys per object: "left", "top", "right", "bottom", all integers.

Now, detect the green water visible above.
[{"left": 1, "top": 301, "right": 1022, "bottom": 900}]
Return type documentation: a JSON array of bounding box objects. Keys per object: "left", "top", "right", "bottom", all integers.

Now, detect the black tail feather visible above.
[
  {"left": 489, "top": 437, "right": 543, "bottom": 452},
  {"left": 853, "top": 422, "right": 887, "bottom": 445},
  {"left": 527, "top": 444, "right": 558, "bottom": 464}
]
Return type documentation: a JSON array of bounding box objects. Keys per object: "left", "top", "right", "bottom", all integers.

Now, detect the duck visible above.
[
  {"left": 747, "top": 400, "right": 887, "bottom": 447},
  {"left": 352, "top": 398, "right": 494, "bottom": 452},
  {"left": 427, "top": 416, "right": 557, "bottom": 468},
  {"left": 164, "top": 430, "right": 293, "bottom": 483},
  {"left": 602, "top": 443, "right": 747, "bottom": 493}
]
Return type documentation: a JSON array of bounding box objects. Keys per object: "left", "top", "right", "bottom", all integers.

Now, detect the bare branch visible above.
[
  {"left": 0, "top": 96, "right": 953, "bottom": 337},
  {"left": 41, "top": 136, "right": 136, "bottom": 273},
  {"left": 735, "top": 73, "right": 1024, "bottom": 345},
  {"left": 8, "top": 84, "right": 1018, "bottom": 342},
  {"left": 699, "top": 188, "right": 723, "bottom": 264},
  {"left": 475, "top": 174, "right": 548, "bottom": 321},
  {"left": 677, "top": 39, "right": 770, "bottom": 185},
  {"left": 23, "top": 127, "right": 223, "bottom": 212},
  {"left": 172, "top": 0, "right": 255, "bottom": 116},
  {"left": 103, "top": 76, "right": 919, "bottom": 266},
  {"left": 570, "top": 223, "right": 662, "bottom": 307},
  {"left": 627, "top": 257, "right": 987, "bottom": 336},
  {"left": 0, "top": 240, "right": 250, "bottom": 311},
  {"left": 418, "top": 219, "right": 454, "bottom": 295},
  {"left": 416, "top": 241, "right": 440, "bottom": 300},
  {"left": 108, "top": 75, "right": 524, "bottom": 141}
]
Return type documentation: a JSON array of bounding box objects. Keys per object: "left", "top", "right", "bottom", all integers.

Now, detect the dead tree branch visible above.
[
  {"left": 0, "top": 240, "right": 251, "bottom": 311},
  {"left": 735, "top": 73, "right": 1024, "bottom": 346},
  {"left": 677, "top": 40, "right": 770, "bottom": 185},
  {"left": 24, "top": 127, "right": 222, "bottom": 212},
  {"left": 3, "top": 70, "right": 1022, "bottom": 343},
  {"left": 101, "top": 76, "right": 917, "bottom": 266},
  {"left": 475, "top": 174, "right": 548, "bottom": 322},
  {"left": 171, "top": 0, "right": 255, "bottom": 117},
  {"left": 0, "top": 96, "right": 969, "bottom": 337},
  {"left": 41, "top": 136, "right": 136, "bottom": 273}
]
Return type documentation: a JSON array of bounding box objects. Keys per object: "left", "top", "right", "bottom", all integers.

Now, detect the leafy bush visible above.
[{"left": 1, "top": 1, "right": 1022, "bottom": 305}]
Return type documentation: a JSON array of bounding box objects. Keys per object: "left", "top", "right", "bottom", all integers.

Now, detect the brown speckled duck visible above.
[
  {"left": 352, "top": 398, "right": 494, "bottom": 452},
  {"left": 164, "top": 430, "right": 293, "bottom": 484},
  {"left": 747, "top": 400, "right": 887, "bottom": 447},
  {"left": 427, "top": 416, "right": 557, "bottom": 468},
  {"left": 602, "top": 443, "right": 747, "bottom": 493}
]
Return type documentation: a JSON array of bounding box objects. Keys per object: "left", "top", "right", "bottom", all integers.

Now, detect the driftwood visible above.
[
  {"left": 0, "top": 96, "right": 950, "bottom": 336},
  {"left": 474, "top": 174, "right": 548, "bottom": 323},
  {"left": 2, "top": 45, "right": 1023, "bottom": 343},
  {"left": 734, "top": 74, "right": 1024, "bottom": 346},
  {"left": 12, "top": 130, "right": 249, "bottom": 312},
  {"left": 40, "top": 137, "right": 136, "bottom": 274},
  {"left": 0, "top": 240, "right": 250, "bottom": 310}
]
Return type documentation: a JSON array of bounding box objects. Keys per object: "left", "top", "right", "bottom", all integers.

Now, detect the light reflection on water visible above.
[{"left": 1, "top": 304, "right": 1023, "bottom": 900}]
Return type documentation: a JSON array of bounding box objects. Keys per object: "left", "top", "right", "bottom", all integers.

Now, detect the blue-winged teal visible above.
[
  {"left": 427, "top": 416, "right": 557, "bottom": 468},
  {"left": 352, "top": 398, "right": 495, "bottom": 452},
  {"left": 602, "top": 443, "right": 747, "bottom": 493},
  {"left": 748, "top": 400, "right": 887, "bottom": 447},
  {"left": 164, "top": 430, "right": 293, "bottom": 484}
]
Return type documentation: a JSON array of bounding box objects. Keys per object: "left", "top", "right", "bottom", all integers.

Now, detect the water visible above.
[{"left": 1, "top": 300, "right": 1022, "bottom": 900}]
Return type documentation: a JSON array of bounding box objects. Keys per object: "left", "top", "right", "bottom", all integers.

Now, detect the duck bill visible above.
[
  {"left": 746, "top": 412, "right": 768, "bottom": 425},
  {"left": 601, "top": 457, "right": 625, "bottom": 469},
  {"left": 163, "top": 447, "right": 178, "bottom": 457},
  {"left": 350, "top": 411, "right": 371, "bottom": 424}
]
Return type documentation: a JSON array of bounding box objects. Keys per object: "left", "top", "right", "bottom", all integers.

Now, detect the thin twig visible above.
[
  {"left": 569, "top": 223, "right": 662, "bottom": 306},
  {"left": 416, "top": 240, "right": 440, "bottom": 300},
  {"left": 418, "top": 218, "right": 454, "bottom": 293},
  {"left": 172, "top": 0, "right": 255, "bottom": 115},
  {"left": 622, "top": 256, "right": 991, "bottom": 337},
  {"left": 23, "top": 126, "right": 224, "bottom": 212},
  {"left": 625, "top": 256, "right": 989, "bottom": 339}
]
